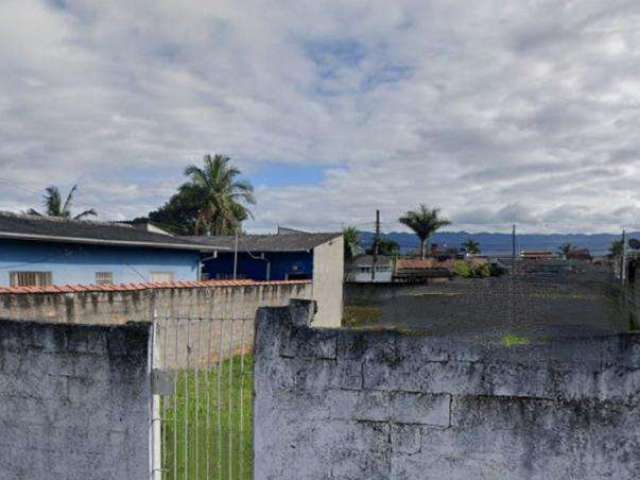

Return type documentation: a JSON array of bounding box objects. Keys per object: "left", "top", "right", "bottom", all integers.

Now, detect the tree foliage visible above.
[
  {"left": 28, "top": 185, "right": 96, "bottom": 220},
  {"left": 399, "top": 205, "right": 451, "bottom": 259},
  {"left": 367, "top": 238, "right": 400, "bottom": 256},
  {"left": 145, "top": 154, "right": 255, "bottom": 235},
  {"left": 343, "top": 226, "right": 362, "bottom": 260},
  {"left": 558, "top": 242, "right": 575, "bottom": 257},
  {"left": 610, "top": 239, "right": 624, "bottom": 257},
  {"left": 462, "top": 239, "right": 481, "bottom": 255}
]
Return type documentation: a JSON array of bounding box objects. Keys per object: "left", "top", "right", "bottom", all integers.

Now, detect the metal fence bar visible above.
[
  {"left": 238, "top": 317, "right": 248, "bottom": 480},
  {"left": 162, "top": 320, "right": 169, "bottom": 478},
  {"left": 173, "top": 318, "right": 179, "bottom": 480},
  {"left": 216, "top": 318, "right": 224, "bottom": 477},
  {"left": 184, "top": 318, "right": 191, "bottom": 480},
  {"left": 194, "top": 318, "right": 200, "bottom": 480},
  {"left": 227, "top": 318, "right": 235, "bottom": 480},
  {"left": 205, "top": 317, "right": 213, "bottom": 480}
]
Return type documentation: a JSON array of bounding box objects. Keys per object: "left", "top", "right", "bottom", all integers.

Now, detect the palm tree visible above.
[
  {"left": 462, "top": 239, "right": 481, "bottom": 255},
  {"left": 343, "top": 226, "right": 362, "bottom": 260},
  {"left": 399, "top": 205, "right": 451, "bottom": 259},
  {"left": 28, "top": 185, "right": 97, "bottom": 220},
  {"left": 610, "top": 239, "right": 624, "bottom": 258},
  {"left": 374, "top": 238, "right": 400, "bottom": 256},
  {"left": 182, "top": 154, "right": 255, "bottom": 235},
  {"left": 558, "top": 242, "right": 575, "bottom": 258}
]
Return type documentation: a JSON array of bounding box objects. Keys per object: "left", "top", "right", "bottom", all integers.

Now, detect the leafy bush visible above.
[
  {"left": 473, "top": 263, "right": 491, "bottom": 278},
  {"left": 489, "top": 263, "right": 507, "bottom": 277},
  {"left": 453, "top": 261, "right": 473, "bottom": 278}
]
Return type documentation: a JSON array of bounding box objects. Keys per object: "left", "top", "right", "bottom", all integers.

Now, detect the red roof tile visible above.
[{"left": 0, "top": 279, "right": 310, "bottom": 295}]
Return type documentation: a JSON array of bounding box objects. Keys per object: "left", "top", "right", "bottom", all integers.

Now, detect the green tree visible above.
[
  {"left": 462, "top": 239, "right": 481, "bottom": 255},
  {"left": 183, "top": 154, "right": 255, "bottom": 235},
  {"left": 144, "top": 187, "right": 204, "bottom": 235},
  {"left": 366, "top": 238, "right": 400, "bottom": 256},
  {"left": 375, "top": 238, "right": 400, "bottom": 256},
  {"left": 558, "top": 242, "right": 575, "bottom": 258},
  {"left": 610, "top": 239, "right": 624, "bottom": 257},
  {"left": 146, "top": 154, "right": 255, "bottom": 236},
  {"left": 343, "top": 226, "right": 362, "bottom": 260},
  {"left": 399, "top": 205, "right": 451, "bottom": 259},
  {"left": 28, "top": 185, "right": 96, "bottom": 220}
]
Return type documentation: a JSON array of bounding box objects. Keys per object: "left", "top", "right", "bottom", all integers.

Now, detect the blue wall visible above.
[
  {"left": 203, "top": 251, "right": 313, "bottom": 281},
  {"left": 0, "top": 239, "right": 201, "bottom": 286}
]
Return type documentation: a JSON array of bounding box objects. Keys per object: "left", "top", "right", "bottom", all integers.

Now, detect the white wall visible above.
[{"left": 312, "top": 236, "right": 344, "bottom": 327}]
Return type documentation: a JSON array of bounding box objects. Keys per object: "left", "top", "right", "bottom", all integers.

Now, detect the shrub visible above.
[
  {"left": 453, "top": 260, "right": 473, "bottom": 278},
  {"left": 473, "top": 263, "right": 491, "bottom": 278},
  {"left": 489, "top": 262, "right": 507, "bottom": 277}
]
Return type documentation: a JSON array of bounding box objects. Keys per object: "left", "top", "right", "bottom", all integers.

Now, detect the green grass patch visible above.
[
  {"left": 501, "top": 335, "right": 530, "bottom": 347},
  {"left": 161, "top": 354, "right": 253, "bottom": 480},
  {"left": 343, "top": 306, "right": 383, "bottom": 328}
]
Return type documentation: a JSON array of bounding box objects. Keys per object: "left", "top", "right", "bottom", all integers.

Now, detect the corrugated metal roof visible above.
[
  {"left": 184, "top": 232, "right": 342, "bottom": 252},
  {"left": 0, "top": 279, "right": 310, "bottom": 295},
  {"left": 0, "top": 211, "right": 225, "bottom": 251}
]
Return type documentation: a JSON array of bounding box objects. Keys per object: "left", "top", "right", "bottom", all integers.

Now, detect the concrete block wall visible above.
[
  {"left": 254, "top": 300, "right": 640, "bottom": 480},
  {"left": 0, "top": 319, "right": 151, "bottom": 480},
  {"left": 0, "top": 282, "right": 313, "bottom": 368},
  {"left": 0, "top": 282, "right": 312, "bottom": 326}
]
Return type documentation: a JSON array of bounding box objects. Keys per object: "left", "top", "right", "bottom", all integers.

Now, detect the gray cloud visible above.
[{"left": 1, "top": 0, "right": 639, "bottom": 233}]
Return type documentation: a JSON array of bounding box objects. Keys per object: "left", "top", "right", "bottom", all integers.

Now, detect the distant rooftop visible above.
[
  {"left": 349, "top": 255, "right": 394, "bottom": 267},
  {"left": 0, "top": 211, "right": 225, "bottom": 252},
  {"left": 185, "top": 232, "right": 342, "bottom": 253}
]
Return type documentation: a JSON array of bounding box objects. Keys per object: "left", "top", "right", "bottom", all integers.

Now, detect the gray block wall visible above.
[
  {"left": 254, "top": 300, "right": 640, "bottom": 480},
  {"left": 0, "top": 319, "right": 151, "bottom": 480}
]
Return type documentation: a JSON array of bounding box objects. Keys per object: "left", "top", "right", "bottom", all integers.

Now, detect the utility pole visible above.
[
  {"left": 621, "top": 229, "right": 627, "bottom": 285},
  {"left": 511, "top": 224, "right": 517, "bottom": 275},
  {"left": 233, "top": 227, "right": 239, "bottom": 280},
  {"left": 371, "top": 210, "right": 380, "bottom": 282}
]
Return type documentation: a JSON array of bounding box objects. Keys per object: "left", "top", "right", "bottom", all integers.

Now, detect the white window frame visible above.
[
  {"left": 9, "top": 271, "right": 53, "bottom": 287},
  {"left": 150, "top": 272, "right": 176, "bottom": 283},
  {"left": 95, "top": 272, "right": 114, "bottom": 285}
]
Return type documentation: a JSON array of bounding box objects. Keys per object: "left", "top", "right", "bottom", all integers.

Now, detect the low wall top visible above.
[{"left": 0, "top": 279, "right": 310, "bottom": 295}]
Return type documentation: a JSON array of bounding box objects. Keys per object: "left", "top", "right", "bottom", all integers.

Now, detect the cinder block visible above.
[
  {"left": 329, "top": 390, "right": 390, "bottom": 423},
  {"left": 280, "top": 327, "right": 337, "bottom": 360},
  {"left": 391, "top": 424, "right": 422, "bottom": 454},
  {"left": 390, "top": 392, "right": 451, "bottom": 427}
]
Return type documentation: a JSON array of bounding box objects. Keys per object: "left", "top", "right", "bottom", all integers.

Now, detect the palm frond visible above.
[
  {"left": 62, "top": 184, "right": 78, "bottom": 216},
  {"left": 73, "top": 209, "right": 97, "bottom": 220}
]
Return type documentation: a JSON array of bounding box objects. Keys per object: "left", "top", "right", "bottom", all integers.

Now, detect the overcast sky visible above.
[{"left": 1, "top": 0, "right": 639, "bottom": 234}]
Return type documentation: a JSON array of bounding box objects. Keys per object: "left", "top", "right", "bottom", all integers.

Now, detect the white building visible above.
[{"left": 346, "top": 255, "right": 394, "bottom": 283}]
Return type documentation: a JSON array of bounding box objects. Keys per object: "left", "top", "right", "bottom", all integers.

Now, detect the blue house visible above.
[
  {"left": 0, "top": 212, "right": 223, "bottom": 287},
  {"left": 190, "top": 232, "right": 342, "bottom": 281},
  {"left": 189, "top": 231, "right": 345, "bottom": 327}
]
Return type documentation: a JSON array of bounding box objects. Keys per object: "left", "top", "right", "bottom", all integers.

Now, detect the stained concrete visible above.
[
  {"left": 0, "top": 319, "right": 151, "bottom": 480},
  {"left": 254, "top": 300, "right": 640, "bottom": 480}
]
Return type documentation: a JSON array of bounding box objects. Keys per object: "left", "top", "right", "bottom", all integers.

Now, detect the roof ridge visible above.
[{"left": 0, "top": 210, "right": 137, "bottom": 229}]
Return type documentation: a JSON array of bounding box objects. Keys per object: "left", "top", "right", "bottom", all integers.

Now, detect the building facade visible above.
[
  {"left": 345, "top": 255, "right": 394, "bottom": 283},
  {"left": 191, "top": 232, "right": 344, "bottom": 327},
  {"left": 0, "top": 212, "right": 221, "bottom": 287}
]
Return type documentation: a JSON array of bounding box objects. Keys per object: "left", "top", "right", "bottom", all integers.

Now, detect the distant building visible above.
[
  {"left": 346, "top": 256, "right": 454, "bottom": 284},
  {"left": 346, "top": 255, "right": 394, "bottom": 283},
  {"left": 394, "top": 258, "right": 454, "bottom": 283},
  {"left": 566, "top": 248, "right": 593, "bottom": 261},
  {"left": 189, "top": 232, "right": 343, "bottom": 327},
  {"left": 520, "top": 251, "right": 556, "bottom": 260},
  {"left": 0, "top": 212, "right": 222, "bottom": 287}
]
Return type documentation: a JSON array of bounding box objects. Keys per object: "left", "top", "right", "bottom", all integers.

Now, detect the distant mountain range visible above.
[{"left": 358, "top": 231, "right": 634, "bottom": 257}]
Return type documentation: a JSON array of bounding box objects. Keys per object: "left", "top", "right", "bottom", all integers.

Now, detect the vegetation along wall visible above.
[{"left": 254, "top": 300, "right": 640, "bottom": 480}]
